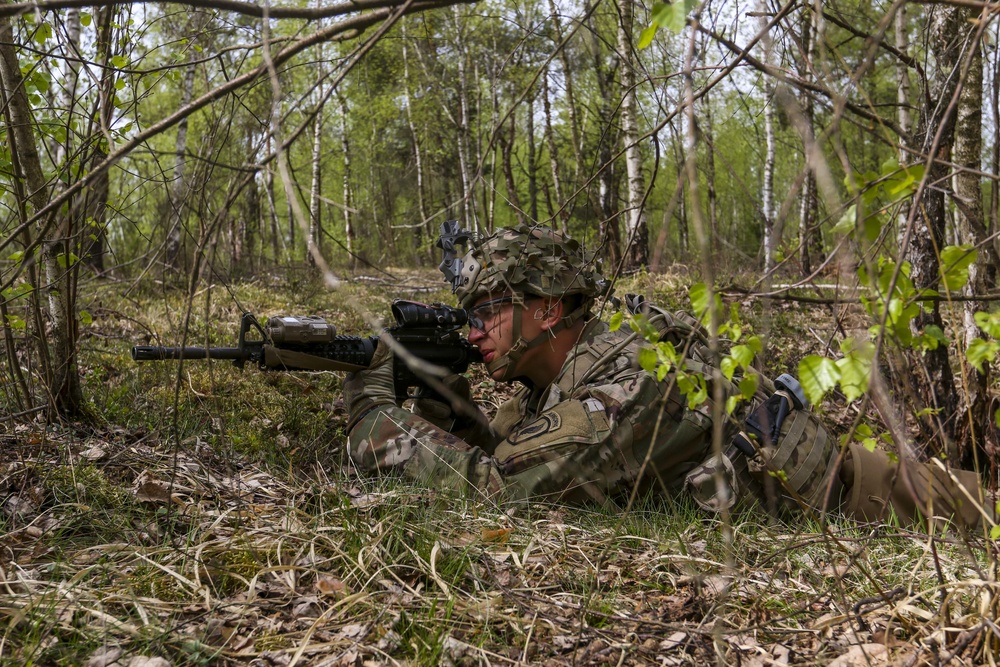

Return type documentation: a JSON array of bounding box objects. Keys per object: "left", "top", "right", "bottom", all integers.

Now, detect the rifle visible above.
[{"left": 131, "top": 299, "right": 483, "bottom": 400}]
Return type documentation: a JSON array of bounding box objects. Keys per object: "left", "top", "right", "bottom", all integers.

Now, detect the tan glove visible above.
[
  {"left": 412, "top": 374, "right": 494, "bottom": 448},
  {"left": 343, "top": 341, "right": 398, "bottom": 431},
  {"left": 412, "top": 374, "right": 474, "bottom": 430}
]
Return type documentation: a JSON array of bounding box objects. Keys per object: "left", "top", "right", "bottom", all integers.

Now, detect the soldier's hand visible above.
[
  {"left": 343, "top": 340, "right": 398, "bottom": 430},
  {"left": 413, "top": 374, "right": 494, "bottom": 447},
  {"left": 412, "top": 373, "right": 474, "bottom": 430}
]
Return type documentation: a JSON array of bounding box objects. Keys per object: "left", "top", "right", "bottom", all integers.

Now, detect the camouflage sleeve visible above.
[
  {"left": 348, "top": 406, "right": 504, "bottom": 497},
  {"left": 492, "top": 370, "right": 717, "bottom": 503}
]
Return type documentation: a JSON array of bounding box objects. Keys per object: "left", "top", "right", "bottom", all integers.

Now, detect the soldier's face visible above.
[{"left": 467, "top": 293, "right": 546, "bottom": 378}]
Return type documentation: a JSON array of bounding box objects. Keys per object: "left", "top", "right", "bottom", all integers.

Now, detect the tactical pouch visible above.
[{"left": 731, "top": 375, "right": 844, "bottom": 515}]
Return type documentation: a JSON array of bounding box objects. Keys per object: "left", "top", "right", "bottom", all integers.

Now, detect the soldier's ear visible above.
[{"left": 537, "top": 298, "right": 563, "bottom": 331}]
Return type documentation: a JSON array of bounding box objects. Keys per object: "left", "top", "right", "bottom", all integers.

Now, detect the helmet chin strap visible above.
[{"left": 486, "top": 299, "right": 590, "bottom": 384}]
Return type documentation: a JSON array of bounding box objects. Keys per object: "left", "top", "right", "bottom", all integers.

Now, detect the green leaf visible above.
[
  {"left": 974, "top": 311, "right": 1000, "bottom": 338},
  {"left": 8, "top": 251, "right": 24, "bottom": 263},
  {"left": 880, "top": 157, "right": 900, "bottom": 174},
  {"left": 111, "top": 55, "right": 128, "bottom": 68},
  {"left": 863, "top": 213, "right": 883, "bottom": 242},
  {"left": 638, "top": 25, "right": 658, "bottom": 49},
  {"left": 739, "top": 373, "right": 758, "bottom": 400},
  {"left": 650, "top": 0, "right": 691, "bottom": 32},
  {"left": 729, "top": 344, "right": 755, "bottom": 370},
  {"left": 862, "top": 437, "right": 878, "bottom": 453},
  {"left": 55, "top": 252, "right": 80, "bottom": 268},
  {"left": 990, "top": 525, "right": 1000, "bottom": 540},
  {"left": 80, "top": 310, "right": 92, "bottom": 326},
  {"left": 1, "top": 282, "right": 33, "bottom": 300},
  {"left": 798, "top": 355, "right": 840, "bottom": 405},
  {"left": 656, "top": 363, "right": 668, "bottom": 382},
  {"left": 650, "top": 1, "right": 674, "bottom": 26},
  {"left": 888, "top": 165, "right": 924, "bottom": 197},
  {"left": 638, "top": 347, "right": 658, "bottom": 374},
  {"left": 835, "top": 353, "right": 871, "bottom": 402},
  {"left": 688, "top": 283, "right": 721, "bottom": 328},
  {"left": 966, "top": 338, "right": 997, "bottom": 373},
  {"left": 4, "top": 314, "right": 25, "bottom": 330},
  {"left": 34, "top": 22, "right": 52, "bottom": 45},
  {"left": 832, "top": 204, "right": 856, "bottom": 235},
  {"left": 726, "top": 395, "right": 739, "bottom": 415},
  {"left": 609, "top": 311, "right": 624, "bottom": 332},
  {"left": 628, "top": 313, "right": 660, "bottom": 344},
  {"left": 940, "top": 244, "right": 977, "bottom": 291},
  {"left": 720, "top": 356, "right": 738, "bottom": 381},
  {"left": 80, "top": 12, "right": 92, "bottom": 26},
  {"left": 114, "top": 79, "right": 126, "bottom": 91},
  {"left": 689, "top": 282, "right": 709, "bottom": 319}
]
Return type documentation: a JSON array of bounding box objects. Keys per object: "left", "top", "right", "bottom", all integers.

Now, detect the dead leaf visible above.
[
  {"left": 349, "top": 494, "right": 377, "bottom": 508},
  {"left": 291, "top": 596, "right": 322, "bottom": 617},
  {"left": 678, "top": 574, "right": 731, "bottom": 597},
  {"left": 482, "top": 527, "right": 513, "bottom": 543},
  {"left": 316, "top": 575, "right": 349, "bottom": 597},
  {"left": 335, "top": 623, "right": 367, "bottom": 640},
  {"left": 660, "top": 632, "right": 687, "bottom": 651},
  {"left": 828, "top": 644, "right": 888, "bottom": 667},
  {"left": 3, "top": 495, "right": 37, "bottom": 518},
  {"left": 772, "top": 644, "right": 792, "bottom": 665},
  {"left": 80, "top": 446, "right": 107, "bottom": 461},
  {"left": 134, "top": 481, "right": 171, "bottom": 504},
  {"left": 84, "top": 646, "right": 124, "bottom": 667},
  {"left": 126, "top": 657, "right": 172, "bottom": 667}
]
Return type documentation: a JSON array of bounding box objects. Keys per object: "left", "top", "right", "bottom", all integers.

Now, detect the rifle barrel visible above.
[{"left": 131, "top": 346, "right": 246, "bottom": 361}]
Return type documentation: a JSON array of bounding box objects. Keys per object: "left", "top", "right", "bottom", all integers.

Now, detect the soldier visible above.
[{"left": 344, "top": 224, "right": 988, "bottom": 528}]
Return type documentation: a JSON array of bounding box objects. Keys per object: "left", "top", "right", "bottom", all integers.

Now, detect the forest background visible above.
[{"left": 3, "top": 0, "right": 1000, "bottom": 664}]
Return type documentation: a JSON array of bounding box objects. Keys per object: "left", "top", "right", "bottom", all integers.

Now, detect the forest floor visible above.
[{"left": 0, "top": 271, "right": 996, "bottom": 666}]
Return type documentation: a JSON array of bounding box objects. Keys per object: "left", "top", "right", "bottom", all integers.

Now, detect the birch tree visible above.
[
  {"left": 952, "top": 9, "right": 994, "bottom": 463},
  {"left": 618, "top": 0, "right": 649, "bottom": 269}
]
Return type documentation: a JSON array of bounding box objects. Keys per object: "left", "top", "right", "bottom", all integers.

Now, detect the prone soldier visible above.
[{"left": 344, "top": 224, "right": 989, "bottom": 528}]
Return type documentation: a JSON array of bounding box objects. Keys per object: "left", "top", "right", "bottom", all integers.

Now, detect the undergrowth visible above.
[{"left": 0, "top": 273, "right": 997, "bottom": 665}]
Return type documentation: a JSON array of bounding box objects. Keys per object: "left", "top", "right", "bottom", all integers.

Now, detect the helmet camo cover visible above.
[{"left": 452, "top": 224, "right": 607, "bottom": 309}]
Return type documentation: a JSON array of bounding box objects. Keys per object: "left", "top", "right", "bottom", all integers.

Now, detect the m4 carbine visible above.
[{"left": 131, "top": 300, "right": 482, "bottom": 400}]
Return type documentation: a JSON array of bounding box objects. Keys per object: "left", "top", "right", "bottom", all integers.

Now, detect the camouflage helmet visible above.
[{"left": 452, "top": 224, "right": 607, "bottom": 309}]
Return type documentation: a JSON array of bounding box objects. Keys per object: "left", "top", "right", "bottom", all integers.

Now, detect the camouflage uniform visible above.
[
  {"left": 345, "top": 224, "right": 991, "bottom": 528},
  {"left": 349, "top": 316, "right": 733, "bottom": 504}
]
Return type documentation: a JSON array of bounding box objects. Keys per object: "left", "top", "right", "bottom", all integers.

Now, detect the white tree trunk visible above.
[
  {"left": 543, "top": 66, "right": 567, "bottom": 234},
  {"left": 618, "top": 0, "right": 648, "bottom": 269},
  {"left": 895, "top": 4, "right": 912, "bottom": 250},
  {"left": 401, "top": 21, "right": 428, "bottom": 225},
  {"left": 762, "top": 79, "right": 776, "bottom": 272},
  {"left": 340, "top": 95, "right": 355, "bottom": 269},
  {"left": 451, "top": 6, "right": 473, "bottom": 225},
  {"left": 307, "top": 101, "right": 323, "bottom": 267}
]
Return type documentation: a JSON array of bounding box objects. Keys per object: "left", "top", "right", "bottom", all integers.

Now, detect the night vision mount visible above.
[{"left": 436, "top": 220, "right": 475, "bottom": 292}]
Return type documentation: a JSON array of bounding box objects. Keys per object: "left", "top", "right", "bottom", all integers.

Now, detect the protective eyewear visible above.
[{"left": 467, "top": 296, "right": 515, "bottom": 331}]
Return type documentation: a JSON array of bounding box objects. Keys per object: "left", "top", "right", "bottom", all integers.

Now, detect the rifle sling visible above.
[{"left": 264, "top": 346, "right": 368, "bottom": 372}]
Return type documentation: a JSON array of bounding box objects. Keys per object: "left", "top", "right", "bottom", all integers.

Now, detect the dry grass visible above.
[{"left": 1, "top": 276, "right": 998, "bottom": 666}]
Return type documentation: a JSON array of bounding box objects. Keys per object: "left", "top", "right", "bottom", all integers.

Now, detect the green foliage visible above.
[
  {"left": 798, "top": 355, "right": 839, "bottom": 406},
  {"left": 966, "top": 311, "right": 1000, "bottom": 372},
  {"left": 834, "top": 159, "right": 925, "bottom": 243},
  {"left": 858, "top": 256, "right": 926, "bottom": 348},
  {"left": 639, "top": 0, "right": 697, "bottom": 48},
  {"left": 940, "top": 244, "right": 977, "bottom": 291},
  {"left": 798, "top": 335, "right": 875, "bottom": 406}
]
